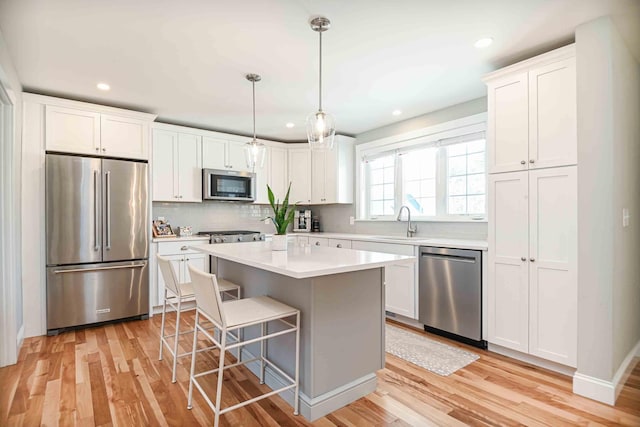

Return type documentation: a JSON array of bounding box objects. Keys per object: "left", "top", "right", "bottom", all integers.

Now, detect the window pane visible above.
[
  {"left": 448, "top": 196, "right": 467, "bottom": 214},
  {"left": 370, "top": 184, "right": 383, "bottom": 200},
  {"left": 467, "top": 139, "right": 485, "bottom": 154},
  {"left": 383, "top": 167, "right": 394, "bottom": 182},
  {"left": 467, "top": 173, "right": 485, "bottom": 195},
  {"left": 420, "top": 178, "right": 436, "bottom": 197},
  {"left": 467, "top": 152, "right": 485, "bottom": 174},
  {"left": 448, "top": 176, "right": 466, "bottom": 196},
  {"left": 370, "top": 168, "right": 383, "bottom": 185},
  {"left": 448, "top": 155, "right": 467, "bottom": 176},
  {"left": 370, "top": 201, "right": 383, "bottom": 216},
  {"left": 467, "top": 195, "right": 485, "bottom": 214},
  {"left": 383, "top": 201, "right": 395, "bottom": 215},
  {"left": 404, "top": 181, "right": 420, "bottom": 199},
  {"left": 447, "top": 143, "right": 466, "bottom": 156},
  {"left": 383, "top": 183, "right": 394, "bottom": 199},
  {"left": 418, "top": 197, "right": 436, "bottom": 216}
]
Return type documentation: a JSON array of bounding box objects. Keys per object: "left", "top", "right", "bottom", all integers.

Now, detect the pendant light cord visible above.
[
  {"left": 318, "top": 31, "right": 323, "bottom": 112},
  {"left": 252, "top": 80, "right": 257, "bottom": 141}
]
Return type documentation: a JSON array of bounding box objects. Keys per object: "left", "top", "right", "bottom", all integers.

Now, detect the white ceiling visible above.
[{"left": 1, "top": 0, "right": 638, "bottom": 141}]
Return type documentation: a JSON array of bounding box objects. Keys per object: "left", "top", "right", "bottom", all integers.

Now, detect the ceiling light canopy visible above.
[
  {"left": 392, "top": 110, "right": 402, "bottom": 116},
  {"left": 244, "top": 73, "right": 266, "bottom": 171},
  {"left": 286, "top": 122, "right": 295, "bottom": 128},
  {"left": 474, "top": 37, "right": 493, "bottom": 48},
  {"left": 96, "top": 82, "right": 110, "bottom": 91},
  {"left": 306, "top": 16, "right": 336, "bottom": 151}
]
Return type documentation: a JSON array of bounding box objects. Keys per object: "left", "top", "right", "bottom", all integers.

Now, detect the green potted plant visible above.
[{"left": 265, "top": 183, "right": 296, "bottom": 251}]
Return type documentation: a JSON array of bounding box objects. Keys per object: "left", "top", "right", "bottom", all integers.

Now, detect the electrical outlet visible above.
[
  {"left": 349, "top": 216, "right": 355, "bottom": 225},
  {"left": 623, "top": 208, "right": 630, "bottom": 227}
]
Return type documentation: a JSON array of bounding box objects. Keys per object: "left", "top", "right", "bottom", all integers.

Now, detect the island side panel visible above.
[
  {"left": 218, "top": 260, "right": 314, "bottom": 396},
  {"left": 310, "top": 268, "right": 385, "bottom": 397}
]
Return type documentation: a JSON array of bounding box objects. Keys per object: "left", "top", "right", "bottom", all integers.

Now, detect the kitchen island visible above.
[{"left": 192, "top": 241, "right": 415, "bottom": 421}]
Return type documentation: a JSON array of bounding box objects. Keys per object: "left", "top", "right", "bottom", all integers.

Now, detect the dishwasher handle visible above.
[{"left": 420, "top": 252, "right": 477, "bottom": 263}]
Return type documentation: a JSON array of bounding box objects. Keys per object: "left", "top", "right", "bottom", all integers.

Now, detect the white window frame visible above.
[{"left": 355, "top": 113, "right": 487, "bottom": 222}]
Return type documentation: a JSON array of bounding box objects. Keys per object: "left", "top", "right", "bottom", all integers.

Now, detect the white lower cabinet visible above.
[
  {"left": 153, "top": 240, "right": 209, "bottom": 307},
  {"left": 351, "top": 240, "right": 417, "bottom": 319},
  {"left": 488, "top": 166, "right": 577, "bottom": 367}
]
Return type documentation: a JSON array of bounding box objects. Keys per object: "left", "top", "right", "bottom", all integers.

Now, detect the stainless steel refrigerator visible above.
[{"left": 45, "top": 153, "right": 149, "bottom": 334}]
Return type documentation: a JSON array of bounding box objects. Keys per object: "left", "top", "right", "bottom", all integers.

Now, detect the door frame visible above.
[{"left": 0, "top": 74, "right": 19, "bottom": 367}]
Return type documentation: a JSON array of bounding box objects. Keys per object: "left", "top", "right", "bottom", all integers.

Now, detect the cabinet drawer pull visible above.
[
  {"left": 181, "top": 246, "right": 188, "bottom": 251},
  {"left": 521, "top": 257, "right": 526, "bottom": 261},
  {"left": 315, "top": 241, "right": 321, "bottom": 246},
  {"left": 529, "top": 159, "right": 535, "bottom": 164},
  {"left": 520, "top": 160, "right": 526, "bottom": 165},
  {"left": 530, "top": 258, "right": 536, "bottom": 262},
  {"left": 336, "top": 244, "right": 342, "bottom": 248}
]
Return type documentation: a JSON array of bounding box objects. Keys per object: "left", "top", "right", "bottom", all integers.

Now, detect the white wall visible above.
[
  {"left": 574, "top": 15, "right": 640, "bottom": 398},
  {"left": 0, "top": 27, "right": 23, "bottom": 364},
  {"left": 313, "top": 97, "right": 488, "bottom": 241}
]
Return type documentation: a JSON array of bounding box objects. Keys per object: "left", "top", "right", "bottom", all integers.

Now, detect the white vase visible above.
[{"left": 271, "top": 234, "right": 288, "bottom": 251}]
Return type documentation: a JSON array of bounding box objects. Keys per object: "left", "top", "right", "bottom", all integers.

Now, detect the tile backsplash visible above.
[{"left": 153, "top": 202, "right": 275, "bottom": 234}]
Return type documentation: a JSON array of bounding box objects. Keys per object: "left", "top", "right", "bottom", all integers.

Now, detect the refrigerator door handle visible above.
[
  {"left": 105, "top": 170, "right": 111, "bottom": 250},
  {"left": 53, "top": 263, "right": 145, "bottom": 274},
  {"left": 94, "top": 170, "right": 99, "bottom": 251}
]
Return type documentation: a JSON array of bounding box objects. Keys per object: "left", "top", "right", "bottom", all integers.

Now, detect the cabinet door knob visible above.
[
  {"left": 95, "top": 147, "right": 99, "bottom": 151},
  {"left": 315, "top": 241, "right": 320, "bottom": 246},
  {"left": 337, "top": 244, "right": 342, "bottom": 248},
  {"left": 179, "top": 195, "right": 183, "bottom": 198},
  {"left": 529, "top": 159, "right": 535, "bottom": 164},
  {"left": 181, "top": 246, "right": 188, "bottom": 251},
  {"left": 530, "top": 258, "right": 536, "bottom": 262},
  {"left": 521, "top": 257, "right": 526, "bottom": 261},
  {"left": 102, "top": 148, "right": 106, "bottom": 152},
  {"left": 520, "top": 160, "right": 526, "bottom": 165}
]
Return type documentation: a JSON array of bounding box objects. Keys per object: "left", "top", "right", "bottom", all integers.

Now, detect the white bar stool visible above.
[
  {"left": 186, "top": 265, "right": 300, "bottom": 426},
  {"left": 157, "top": 254, "right": 241, "bottom": 383}
]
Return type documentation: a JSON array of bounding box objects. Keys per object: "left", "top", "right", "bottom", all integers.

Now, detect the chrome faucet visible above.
[{"left": 396, "top": 205, "right": 417, "bottom": 237}]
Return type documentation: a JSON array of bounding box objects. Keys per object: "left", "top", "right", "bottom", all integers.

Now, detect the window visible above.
[{"left": 357, "top": 117, "right": 486, "bottom": 221}]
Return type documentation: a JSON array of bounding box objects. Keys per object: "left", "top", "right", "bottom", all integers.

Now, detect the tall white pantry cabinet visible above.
[{"left": 484, "top": 44, "right": 578, "bottom": 368}]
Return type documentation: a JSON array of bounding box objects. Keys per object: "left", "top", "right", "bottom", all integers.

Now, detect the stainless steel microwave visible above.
[{"left": 203, "top": 168, "right": 256, "bottom": 202}]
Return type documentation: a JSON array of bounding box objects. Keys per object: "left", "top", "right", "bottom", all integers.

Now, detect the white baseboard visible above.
[
  {"left": 16, "top": 324, "right": 24, "bottom": 351},
  {"left": 573, "top": 339, "right": 640, "bottom": 405},
  {"left": 239, "top": 348, "right": 377, "bottom": 421},
  {"left": 488, "top": 343, "right": 576, "bottom": 376}
]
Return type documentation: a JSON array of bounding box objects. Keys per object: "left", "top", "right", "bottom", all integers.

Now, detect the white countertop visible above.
[
  {"left": 289, "top": 232, "right": 488, "bottom": 251},
  {"left": 191, "top": 241, "right": 416, "bottom": 279}
]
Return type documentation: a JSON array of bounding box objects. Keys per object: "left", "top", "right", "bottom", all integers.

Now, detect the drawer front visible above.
[
  {"left": 309, "top": 237, "right": 329, "bottom": 247},
  {"left": 156, "top": 240, "right": 209, "bottom": 255},
  {"left": 328, "top": 239, "right": 352, "bottom": 249}
]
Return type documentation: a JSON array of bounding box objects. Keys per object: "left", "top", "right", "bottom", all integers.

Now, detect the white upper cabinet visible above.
[
  {"left": 254, "top": 144, "right": 288, "bottom": 204},
  {"left": 44, "top": 99, "right": 154, "bottom": 160},
  {"left": 310, "top": 136, "right": 355, "bottom": 204},
  {"left": 528, "top": 58, "right": 577, "bottom": 170},
  {"left": 269, "top": 146, "right": 288, "bottom": 199},
  {"left": 484, "top": 45, "right": 576, "bottom": 174},
  {"left": 486, "top": 73, "right": 529, "bottom": 173},
  {"left": 201, "top": 136, "right": 227, "bottom": 170},
  {"left": 288, "top": 146, "right": 312, "bottom": 204},
  {"left": 151, "top": 128, "right": 202, "bottom": 202},
  {"left": 202, "top": 137, "right": 250, "bottom": 171},
  {"left": 100, "top": 115, "right": 148, "bottom": 160},
  {"left": 45, "top": 106, "right": 101, "bottom": 155}
]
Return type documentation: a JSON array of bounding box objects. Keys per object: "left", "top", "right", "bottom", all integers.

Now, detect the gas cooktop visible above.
[{"left": 197, "top": 230, "right": 265, "bottom": 243}]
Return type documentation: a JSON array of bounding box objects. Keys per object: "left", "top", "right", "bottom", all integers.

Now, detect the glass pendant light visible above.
[
  {"left": 306, "top": 16, "right": 336, "bottom": 150},
  {"left": 244, "top": 73, "right": 266, "bottom": 170}
]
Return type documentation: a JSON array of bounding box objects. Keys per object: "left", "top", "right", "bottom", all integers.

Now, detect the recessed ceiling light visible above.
[
  {"left": 474, "top": 37, "right": 493, "bottom": 49},
  {"left": 286, "top": 122, "right": 295, "bottom": 128},
  {"left": 392, "top": 110, "right": 402, "bottom": 116},
  {"left": 96, "top": 82, "right": 110, "bottom": 91}
]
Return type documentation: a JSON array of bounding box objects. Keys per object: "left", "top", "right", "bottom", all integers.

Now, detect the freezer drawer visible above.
[{"left": 46, "top": 260, "right": 149, "bottom": 331}]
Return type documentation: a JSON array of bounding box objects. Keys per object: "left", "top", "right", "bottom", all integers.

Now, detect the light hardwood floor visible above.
[{"left": 1, "top": 314, "right": 639, "bottom": 426}]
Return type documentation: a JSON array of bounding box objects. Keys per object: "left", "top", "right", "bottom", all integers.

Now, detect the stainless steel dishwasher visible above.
[{"left": 418, "top": 246, "right": 485, "bottom": 348}]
